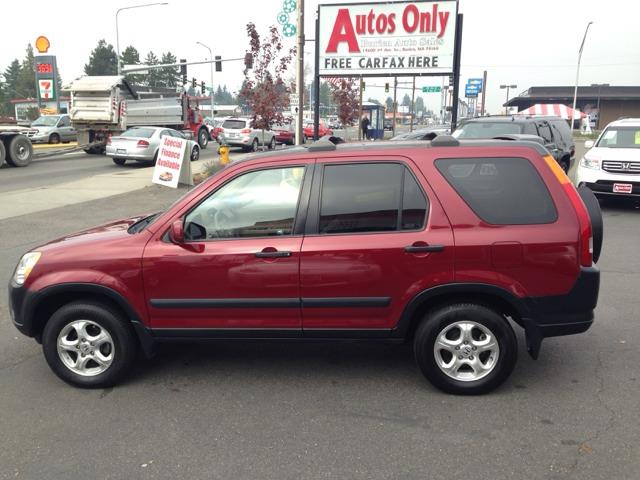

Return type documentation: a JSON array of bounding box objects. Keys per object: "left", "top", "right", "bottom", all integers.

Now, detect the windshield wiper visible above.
[{"left": 128, "top": 212, "right": 161, "bottom": 234}]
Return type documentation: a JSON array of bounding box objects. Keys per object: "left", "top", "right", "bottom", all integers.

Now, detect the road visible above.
[{"left": 1, "top": 139, "right": 638, "bottom": 479}]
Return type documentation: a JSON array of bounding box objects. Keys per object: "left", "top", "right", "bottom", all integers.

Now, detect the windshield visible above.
[
  {"left": 223, "top": 119, "right": 247, "bottom": 129},
  {"left": 453, "top": 122, "right": 523, "bottom": 138},
  {"left": 121, "top": 128, "right": 155, "bottom": 138},
  {"left": 31, "top": 116, "right": 60, "bottom": 127},
  {"left": 596, "top": 127, "right": 640, "bottom": 148}
]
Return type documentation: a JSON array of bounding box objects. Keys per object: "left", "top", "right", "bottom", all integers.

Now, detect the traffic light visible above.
[
  {"left": 385, "top": 82, "right": 389, "bottom": 93},
  {"left": 448, "top": 74, "right": 454, "bottom": 87},
  {"left": 360, "top": 79, "right": 365, "bottom": 91},
  {"left": 244, "top": 52, "right": 253, "bottom": 69},
  {"left": 192, "top": 77, "right": 197, "bottom": 89},
  {"left": 215, "top": 55, "right": 222, "bottom": 72},
  {"left": 180, "top": 59, "right": 187, "bottom": 85},
  {"left": 201, "top": 81, "right": 206, "bottom": 95}
]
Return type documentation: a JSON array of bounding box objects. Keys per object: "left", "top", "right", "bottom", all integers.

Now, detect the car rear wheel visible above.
[
  {"left": 414, "top": 303, "right": 517, "bottom": 395},
  {"left": 5, "top": 135, "right": 33, "bottom": 167},
  {"left": 251, "top": 138, "right": 259, "bottom": 152},
  {"left": 42, "top": 301, "right": 137, "bottom": 388},
  {"left": 112, "top": 158, "right": 126, "bottom": 166},
  {"left": 198, "top": 128, "right": 209, "bottom": 149},
  {"left": 49, "top": 133, "right": 60, "bottom": 144}
]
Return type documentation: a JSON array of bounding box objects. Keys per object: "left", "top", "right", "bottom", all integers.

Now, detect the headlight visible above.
[
  {"left": 580, "top": 157, "right": 600, "bottom": 170},
  {"left": 13, "top": 252, "right": 41, "bottom": 286}
]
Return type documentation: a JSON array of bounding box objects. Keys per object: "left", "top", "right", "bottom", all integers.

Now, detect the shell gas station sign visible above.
[
  {"left": 318, "top": 0, "right": 457, "bottom": 76},
  {"left": 34, "top": 35, "right": 60, "bottom": 112}
]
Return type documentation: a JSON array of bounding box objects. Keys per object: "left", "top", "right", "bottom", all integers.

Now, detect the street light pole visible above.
[
  {"left": 116, "top": 2, "right": 168, "bottom": 75},
  {"left": 571, "top": 21, "right": 594, "bottom": 131},
  {"left": 196, "top": 41, "right": 215, "bottom": 122}
]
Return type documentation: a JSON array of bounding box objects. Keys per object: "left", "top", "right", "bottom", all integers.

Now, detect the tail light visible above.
[
  {"left": 240, "top": 128, "right": 251, "bottom": 134},
  {"left": 136, "top": 140, "right": 150, "bottom": 148},
  {"left": 543, "top": 155, "right": 592, "bottom": 267}
]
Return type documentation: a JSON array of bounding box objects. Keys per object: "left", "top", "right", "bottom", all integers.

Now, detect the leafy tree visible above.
[
  {"left": 84, "top": 40, "right": 117, "bottom": 75},
  {"left": 16, "top": 44, "right": 36, "bottom": 99},
  {"left": 120, "top": 45, "right": 143, "bottom": 84},
  {"left": 329, "top": 78, "right": 359, "bottom": 137},
  {"left": 240, "top": 23, "right": 295, "bottom": 133},
  {"left": 415, "top": 96, "right": 425, "bottom": 115},
  {"left": 385, "top": 96, "right": 393, "bottom": 111},
  {"left": 160, "top": 51, "right": 178, "bottom": 88},
  {"left": 401, "top": 93, "right": 411, "bottom": 107},
  {"left": 143, "top": 51, "right": 161, "bottom": 86}
]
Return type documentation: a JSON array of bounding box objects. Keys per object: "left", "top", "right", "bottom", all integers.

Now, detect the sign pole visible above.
[
  {"left": 450, "top": 13, "right": 463, "bottom": 131},
  {"left": 358, "top": 76, "right": 363, "bottom": 141},
  {"left": 313, "top": 12, "right": 320, "bottom": 141},
  {"left": 392, "top": 76, "right": 397, "bottom": 137},
  {"left": 480, "top": 70, "right": 487, "bottom": 116},
  {"left": 410, "top": 76, "right": 416, "bottom": 132},
  {"left": 295, "top": 0, "right": 305, "bottom": 145}
]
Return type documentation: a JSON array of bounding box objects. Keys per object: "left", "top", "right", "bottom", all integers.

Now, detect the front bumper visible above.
[
  {"left": 8, "top": 280, "right": 33, "bottom": 338},
  {"left": 521, "top": 266, "right": 599, "bottom": 358},
  {"left": 576, "top": 165, "right": 640, "bottom": 197}
]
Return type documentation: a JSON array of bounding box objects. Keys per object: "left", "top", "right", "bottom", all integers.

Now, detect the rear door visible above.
[{"left": 300, "top": 157, "right": 454, "bottom": 333}]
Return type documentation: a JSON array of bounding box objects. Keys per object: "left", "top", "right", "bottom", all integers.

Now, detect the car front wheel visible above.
[
  {"left": 198, "top": 129, "right": 209, "bottom": 149},
  {"left": 413, "top": 303, "right": 517, "bottom": 395},
  {"left": 42, "top": 302, "right": 137, "bottom": 388},
  {"left": 191, "top": 145, "right": 200, "bottom": 161}
]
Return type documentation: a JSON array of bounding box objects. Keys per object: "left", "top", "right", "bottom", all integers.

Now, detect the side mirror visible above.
[
  {"left": 170, "top": 219, "right": 185, "bottom": 244},
  {"left": 584, "top": 140, "right": 594, "bottom": 149}
]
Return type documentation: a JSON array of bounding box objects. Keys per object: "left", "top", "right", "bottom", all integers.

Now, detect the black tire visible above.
[
  {"left": 559, "top": 157, "right": 570, "bottom": 173},
  {"left": 268, "top": 136, "right": 276, "bottom": 150},
  {"left": 578, "top": 185, "right": 603, "bottom": 263},
  {"left": 191, "top": 145, "right": 200, "bottom": 161},
  {"left": 198, "top": 128, "right": 209, "bottom": 149},
  {"left": 42, "top": 301, "right": 137, "bottom": 388},
  {"left": 49, "top": 133, "right": 60, "bottom": 144},
  {"left": 6, "top": 135, "right": 33, "bottom": 167},
  {"left": 112, "top": 158, "right": 126, "bottom": 166},
  {"left": 0, "top": 141, "right": 5, "bottom": 166},
  {"left": 251, "top": 138, "right": 258, "bottom": 152},
  {"left": 413, "top": 303, "right": 517, "bottom": 395}
]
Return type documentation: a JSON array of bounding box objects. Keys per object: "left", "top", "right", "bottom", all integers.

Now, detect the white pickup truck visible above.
[{"left": 0, "top": 124, "right": 35, "bottom": 167}]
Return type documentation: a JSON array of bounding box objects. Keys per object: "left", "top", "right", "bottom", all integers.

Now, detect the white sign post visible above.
[
  {"left": 152, "top": 136, "right": 193, "bottom": 188},
  {"left": 318, "top": 0, "right": 457, "bottom": 77}
]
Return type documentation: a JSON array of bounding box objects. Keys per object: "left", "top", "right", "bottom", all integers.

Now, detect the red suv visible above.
[{"left": 9, "top": 136, "right": 602, "bottom": 394}]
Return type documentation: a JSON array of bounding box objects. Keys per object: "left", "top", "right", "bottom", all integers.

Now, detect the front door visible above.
[
  {"left": 300, "top": 159, "right": 454, "bottom": 333},
  {"left": 143, "top": 164, "right": 310, "bottom": 331}
]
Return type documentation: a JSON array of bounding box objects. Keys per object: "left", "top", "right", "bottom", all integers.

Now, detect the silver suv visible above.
[
  {"left": 28, "top": 114, "right": 77, "bottom": 144},
  {"left": 219, "top": 118, "right": 276, "bottom": 152}
]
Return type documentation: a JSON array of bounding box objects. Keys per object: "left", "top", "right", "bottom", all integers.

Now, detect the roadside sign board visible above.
[
  {"left": 422, "top": 86, "right": 441, "bottom": 93},
  {"left": 38, "top": 79, "right": 54, "bottom": 99},
  {"left": 318, "top": 0, "right": 457, "bottom": 76},
  {"left": 152, "top": 136, "right": 192, "bottom": 188},
  {"left": 467, "top": 78, "right": 483, "bottom": 91}
]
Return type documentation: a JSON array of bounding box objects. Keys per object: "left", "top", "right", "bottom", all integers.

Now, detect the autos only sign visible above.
[
  {"left": 318, "top": 0, "right": 457, "bottom": 76},
  {"left": 152, "top": 135, "right": 192, "bottom": 188}
]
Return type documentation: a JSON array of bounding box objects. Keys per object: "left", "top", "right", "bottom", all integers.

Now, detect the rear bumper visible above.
[{"left": 521, "top": 266, "right": 599, "bottom": 358}]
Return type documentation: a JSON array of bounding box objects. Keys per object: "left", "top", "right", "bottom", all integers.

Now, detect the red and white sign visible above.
[
  {"left": 318, "top": 0, "right": 457, "bottom": 76},
  {"left": 38, "top": 79, "right": 53, "bottom": 99},
  {"left": 152, "top": 136, "right": 192, "bottom": 188},
  {"left": 613, "top": 183, "right": 632, "bottom": 194}
]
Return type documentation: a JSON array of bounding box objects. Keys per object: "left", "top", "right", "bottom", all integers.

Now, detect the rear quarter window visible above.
[{"left": 435, "top": 157, "right": 557, "bottom": 225}]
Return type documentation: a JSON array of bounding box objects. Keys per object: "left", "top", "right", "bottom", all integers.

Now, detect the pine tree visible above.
[
  {"left": 84, "top": 40, "right": 118, "bottom": 75},
  {"left": 385, "top": 96, "right": 393, "bottom": 111},
  {"left": 16, "top": 44, "right": 37, "bottom": 99},
  {"left": 159, "top": 52, "right": 178, "bottom": 88},
  {"left": 3, "top": 59, "right": 22, "bottom": 98},
  {"left": 120, "top": 45, "right": 143, "bottom": 84},
  {"left": 414, "top": 97, "right": 425, "bottom": 116},
  {"left": 401, "top": 93, "right": 411, "bottom": 107},
  {"left": 143, "top": 51, "right": 161, "bottom": 87}
]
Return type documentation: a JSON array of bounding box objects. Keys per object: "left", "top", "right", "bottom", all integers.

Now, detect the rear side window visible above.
[
  {"left": 222, "top": 119, "right": 247, "bottom": 129},
  {"left": 319, "top": 163, "right": 428, "bottom": 234},
  {"left": 435, "top": 157, "right": 557, "bottom": 225},
  {"left": 537, "top": 123, "right": 553, "bottom": 144}
]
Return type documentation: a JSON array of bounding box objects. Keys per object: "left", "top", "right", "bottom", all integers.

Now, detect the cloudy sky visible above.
[{"left": 1, "top": 0, "right": 639, "bottom": 114}]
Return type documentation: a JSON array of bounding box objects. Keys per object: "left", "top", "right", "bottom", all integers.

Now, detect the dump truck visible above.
[
  {"left": 67, "top": 76, "right": 211, "bottom": 154},
  {"left": 0, "top": 123, "right": 35, "bottom": 167}
]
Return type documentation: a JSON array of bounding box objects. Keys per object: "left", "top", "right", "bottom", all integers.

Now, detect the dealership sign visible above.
[
  {"left": 318, "top": 0, "right": 457, "bottom": 76},
  {"left": 152, "top": 136, "right": 193, "bottom": 188}
]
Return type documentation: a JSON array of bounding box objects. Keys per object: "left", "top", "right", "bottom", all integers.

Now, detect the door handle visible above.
[
  {"left": 404, "top": 244, "right": 444, "bottom": 253},
  {"left": 255, "top": 250, "right": 292, "bottom": 258}
]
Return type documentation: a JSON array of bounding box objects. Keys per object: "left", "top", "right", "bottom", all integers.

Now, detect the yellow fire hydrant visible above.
[{"left": 219, "top": 144, "right": 230, "bottom": 165}]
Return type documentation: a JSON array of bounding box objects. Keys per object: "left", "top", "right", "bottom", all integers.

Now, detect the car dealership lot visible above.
[{"left": 0, "top": 166, "right": 639, "bottom": 478}]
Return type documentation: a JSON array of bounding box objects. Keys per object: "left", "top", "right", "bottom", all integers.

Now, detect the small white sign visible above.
[
  {"left": 152, "top": 135, "right": 192, "bottom": 188},
  {"left": 38, "top": 79, "right": 54, "bottom": 99}
]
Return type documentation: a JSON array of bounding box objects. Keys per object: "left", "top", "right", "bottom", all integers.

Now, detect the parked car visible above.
[
  {"left": 204, "top": 117, "right": 227, "bottom": 142},
  {"left": 390, "top": 126, "right": 450, "bottom": 141},
  {"left": 383, "top": 119, "right": 394, "bottom": 131},
  {"left": 219, "top": 118, "right": 276, "bottom": 152},
  {"left": 106, "top": 126, "right": 200, "bottom": 166},
  {"left": 576, "top": 118, "right": 640, "bottom": 197},
  {"left": 328, "top": 119, "right": 343, "bottom": 130},
  {"left": 303, "top": 121, "right": 333, "bottom": 139},
  {"left": 453, "top": 115, "right": 575, "bottom": 172},
  {"left": 10, "top": 135, "right": 603, "bottom": 394},
  {"left": 27, "top": 114, "right": 77, "bottom": 144},
  {"left": 273, "top": 123, "right": 296, "bottom": 145}
]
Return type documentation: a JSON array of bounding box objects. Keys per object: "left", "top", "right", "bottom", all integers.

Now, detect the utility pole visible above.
[
  {"left": 480, "top": 70, "right": 487, "bottom": 116},
  {"left": 295, "top": 0, "right": 304, "bottom": 145},
  {"left": 358, "top": 76, "right": 364, "bottom": 140},
  {"left": 410, "top": 76, "right": 416, "bottom": 132},
  {"left": 392, "top": 76, "right": 397, "bottom": 137}
]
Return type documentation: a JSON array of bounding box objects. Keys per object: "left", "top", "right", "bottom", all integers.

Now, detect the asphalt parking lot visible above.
[{"left": 1, "top": 164, "right": 639, "bottom": 479}]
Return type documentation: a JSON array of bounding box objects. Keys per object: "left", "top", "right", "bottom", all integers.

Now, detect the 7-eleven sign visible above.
[{"left": 38, "top": 79, "right": 54, "bottom": 99}]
